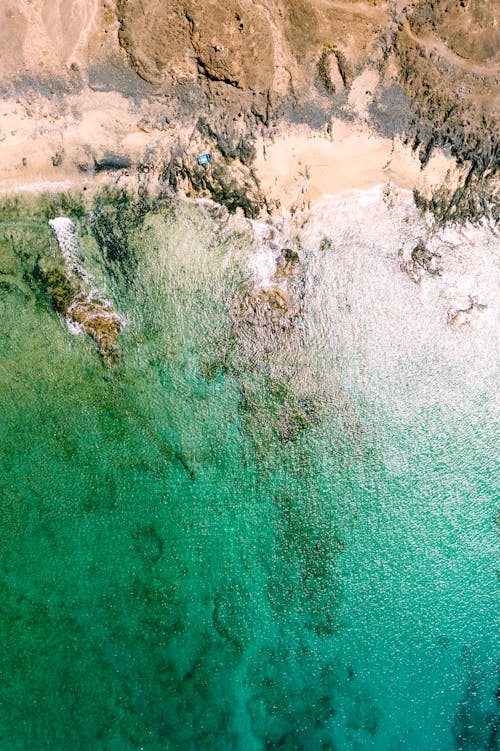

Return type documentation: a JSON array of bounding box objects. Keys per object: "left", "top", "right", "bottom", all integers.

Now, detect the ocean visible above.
[{"left": 0, "top": 189, "right": 498, "bottom": 750}]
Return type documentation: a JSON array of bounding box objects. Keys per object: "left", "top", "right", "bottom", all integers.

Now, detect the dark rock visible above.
[
  {"left": 399, "top": 241, "right": 442, "bottom": 283},
  {"left": 51, "top": 151, "right": 64, "bottom": 167},
  {"left": 369, "top": 83, "right": 415, "bottom": 138},
  {"left": 88, "top": 57, "right": 156, "bottom": 101},
  {"left": 94, "top": 153, "right": 133, "bottom": 172}
]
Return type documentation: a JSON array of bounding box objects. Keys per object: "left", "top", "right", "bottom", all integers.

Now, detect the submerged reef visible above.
[
  {"left": 48, "top": 216, "right": 123, "bottom": 365},
  {"left": 228, "top": 232, "right": 317, "bottom": 445}
]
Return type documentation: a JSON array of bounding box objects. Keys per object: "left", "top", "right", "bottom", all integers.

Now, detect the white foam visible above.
[
  {"left": 0, "top": 180, "right": 73, "bottom": 195},
  {"left": 246, "top": 221, "right": 282, "bottom": 288},
  {"left": 295, "top": 187, "right": 499, "bottom": 406},
  {"left": 49, "top": 217, "right": 91, "bottom": 283},
  {"left": 49, "top": 216, "right": 124, "bottom": 335}
]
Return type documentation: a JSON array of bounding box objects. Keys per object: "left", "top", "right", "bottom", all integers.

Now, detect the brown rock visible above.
[
  {"left": 116, "top": 0, "right": 386, "bottom": 102},
  {"left": 186, "top": 1, "right": 275, "bottom": 92},
  {"left": 395, "top": 0, "right": 499, "bottom": 175},
  {"left": 69, "top": 296, "right": 123, "bottom": 365}
]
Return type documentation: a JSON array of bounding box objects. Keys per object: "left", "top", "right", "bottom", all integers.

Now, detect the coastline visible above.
[
  {"left": 0, "top": 0, "right": 497, "bottom": 223},
  {"left": 0, "top": 116, "right": 465, "bottom": 220}
]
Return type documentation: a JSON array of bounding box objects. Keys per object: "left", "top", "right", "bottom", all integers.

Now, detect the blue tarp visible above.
[{"left": 197, "top": 153, "right": 212, "bottom": 165}]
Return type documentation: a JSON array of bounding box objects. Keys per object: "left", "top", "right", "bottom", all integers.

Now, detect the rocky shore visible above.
[
  {"left": 0, "top": 1, "right": 498, "bottom": 364},
  {"left": 0, "top": 1, "right": 497, "bottom": 220},
  {"left": 48, "top": 216, "right": 123, "bottom": 364}
]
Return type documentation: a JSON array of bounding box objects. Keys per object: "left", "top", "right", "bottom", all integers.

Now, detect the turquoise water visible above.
[{"left": 0, "top": 194, "right": 498, "bottom": 750}]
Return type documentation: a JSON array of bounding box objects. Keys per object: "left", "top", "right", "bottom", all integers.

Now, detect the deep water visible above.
[{"left": 0, "top": 192, "right": 498, "bottom": 750}]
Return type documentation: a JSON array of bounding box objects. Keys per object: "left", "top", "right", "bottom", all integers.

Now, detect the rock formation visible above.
[
  {"left": 48, "top": 217, "right": 123, "bottom": 364},
  {"left": 0, "top": 1, "right": 497, "bottom": 220}
]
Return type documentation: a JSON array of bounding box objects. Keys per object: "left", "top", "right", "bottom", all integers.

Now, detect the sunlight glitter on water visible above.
[{"left": 0, "top": 190, "right": 498, "bottom": 750}]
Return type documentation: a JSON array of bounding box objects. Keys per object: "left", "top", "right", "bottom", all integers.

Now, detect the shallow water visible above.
[{"left": 0, "top": 192, "right": 498, "bottom": 750}]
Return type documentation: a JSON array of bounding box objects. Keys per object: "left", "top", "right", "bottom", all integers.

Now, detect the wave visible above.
[{"left": 49, "top": 215, "right": 124, "bottom": 361}]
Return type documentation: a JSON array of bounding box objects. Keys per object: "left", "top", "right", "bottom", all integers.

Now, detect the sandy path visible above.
[
  {"left": 38, "top": 0, "right": 100, "bottom": 65},
  {"left": 315, "top": 0, "right": 388, "bottom": 23},
  {"left": 0, "top": 0, "right": 107, "bottom": 76},
  {"left": 401, "top": 21, "right": 499, "bottom": 77}
]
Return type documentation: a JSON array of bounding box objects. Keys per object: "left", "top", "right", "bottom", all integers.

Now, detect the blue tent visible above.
[{"left": 197, "top": 153, "right": 212, "bottom": 166}]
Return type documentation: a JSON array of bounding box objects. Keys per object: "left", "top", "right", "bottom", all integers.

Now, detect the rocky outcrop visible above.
[
  {"left": 48, "top": 217, "right": 123, "bottom": 364},
  {"left": 116, "top": 0, "right": 385, "bottom": 103},
  {"left": 394, "top": 1, "right": 499, "bottom": 217},
  {"left": 67, "top": 294, "right": 123, "bottom": 364},
  {"left": 231, "top": 244, "right": 304, "bottom": 349},
  {"left": 399, "top": 240, "right": 442, "bottom": 283}
]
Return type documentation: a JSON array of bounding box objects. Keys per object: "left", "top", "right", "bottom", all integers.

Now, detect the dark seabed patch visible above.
[{"left": 0, "top": 191, "right": 498, "bottom": 750}]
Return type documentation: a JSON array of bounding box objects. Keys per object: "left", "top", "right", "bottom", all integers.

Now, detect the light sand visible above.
[
  {"left": 0, "top": 0, "right": 113, "bottom": 76},
  {"left": 0, "top": 62, "right": 464, "bottom": 215},
  {"left": 0, "top": 90, "right": 160, "bottom": 193},
  {"left": 0, "top": 106, "right": 464, "bottom": 214},
  {"left": 254, "top": 120, "right": 463, "bottom": 212}
]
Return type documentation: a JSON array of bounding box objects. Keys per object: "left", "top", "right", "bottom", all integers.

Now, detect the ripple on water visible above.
[{"left": 0, "top": 190, "right": 498, "bottom": 750}]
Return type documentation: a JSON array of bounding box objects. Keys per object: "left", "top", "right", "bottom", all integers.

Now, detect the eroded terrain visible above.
[{"left": 0, "top": 0, "right": 498, "bottom": 218}]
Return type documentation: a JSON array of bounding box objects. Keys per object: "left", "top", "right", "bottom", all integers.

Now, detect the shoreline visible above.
[
  {"left": 0, "top": 0, "right": 497, "bottom": 224},
  {"left": 0, "top": 118, "right": 466, "bottom": 219},
  {"left": 252, "top": 124, "right": 464, "bottom": 214}
]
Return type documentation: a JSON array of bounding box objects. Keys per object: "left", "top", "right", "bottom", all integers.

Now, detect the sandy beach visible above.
[
  {"left": 253, "top": 120, "right": 463, "bottom": 213},
  {"left": 0, "top": 96, "right": 464, "bottom": 218}
]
